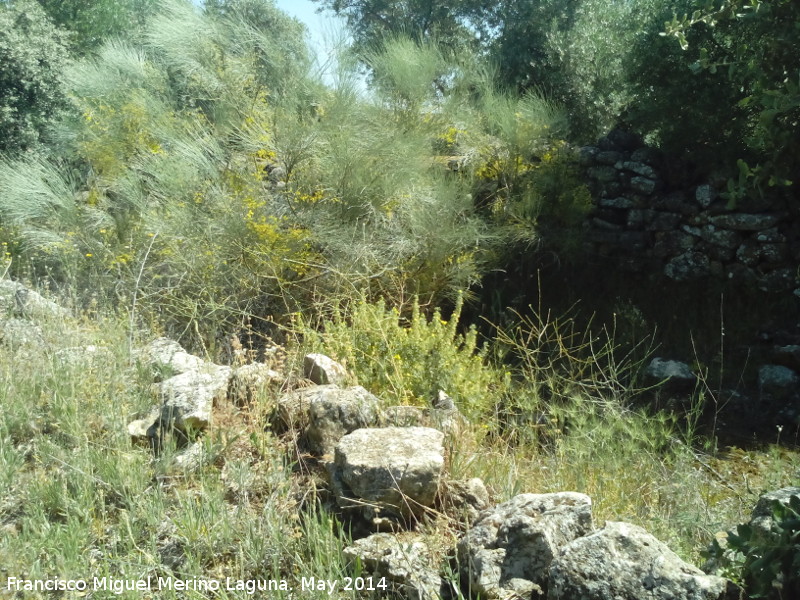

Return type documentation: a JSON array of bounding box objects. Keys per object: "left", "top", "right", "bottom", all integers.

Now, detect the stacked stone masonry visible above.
[{"left": 580, "top": 132, "right": 800, "bottom": 296}]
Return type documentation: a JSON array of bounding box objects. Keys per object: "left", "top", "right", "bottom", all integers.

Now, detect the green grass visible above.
[{"left": 0, "top": 285, "right": 798, "bottom": 600}]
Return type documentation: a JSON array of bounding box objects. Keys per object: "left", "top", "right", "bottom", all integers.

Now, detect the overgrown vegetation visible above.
[{"left": 0, "top": 0, "right": 798, "bottom": 597}]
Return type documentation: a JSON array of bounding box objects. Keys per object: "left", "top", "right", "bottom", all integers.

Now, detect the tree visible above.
[
  {"left": 34, "top": 0, "right": 157, "bottom": 55},
  {"left": 661, "top": 0, "right": 799, "bottom": 198},
  {"left": 0, "top": 0, "right": 70, "bottom": 153},
  {"left": 311, "top": 0, "right": 491, "bottom": 56}
]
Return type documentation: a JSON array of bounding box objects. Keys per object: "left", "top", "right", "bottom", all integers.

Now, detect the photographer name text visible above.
[{"left": 6, "top": 575, "right": 388, "bottom": 595}]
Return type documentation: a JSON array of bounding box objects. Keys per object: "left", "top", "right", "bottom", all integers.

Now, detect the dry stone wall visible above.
[{"left": 580, "top": 130, "right": 800, "bottom": 296}]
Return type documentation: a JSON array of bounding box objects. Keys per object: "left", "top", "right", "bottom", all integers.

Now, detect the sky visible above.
[{"left": 273, "top": 0, "right": 350, "bottom": 74}]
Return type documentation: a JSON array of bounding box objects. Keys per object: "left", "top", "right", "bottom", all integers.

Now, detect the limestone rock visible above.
[
  {"left": 749, "top": 487, "right": 800, "bottom": 545},
  {"left": 664, "top": 251, "right": 710, "bottom": 281},
  {"left": 630, "top": 176, "right": 657, "bottom": 195},
  {"left": 0, "top": 280, "right": 69, "bottom": 320},
  {"left": 139, "top": 338, "right": 205, "bottom": 378},
  {"left": 343, "top": 533, "right": 443, "bottom": 600},
  {"left": 0, "top": 317, "right": 45, "bottom": 350},
  {"left": 382, "top": 405, "right": 427, "bottom": 427},
  {"left": 644, "top": 358, "right": 696, "bottom": 388},
  {"left": 228, "top": 363, "right": 281, "bottom": 406},
  {"left": 598, "top": 196, "right": 635, "bottom": 209},
  {"left": 709, "top": 213, "right": 780, "bottom": 231},
  {"left": 548, "top": 521, "right": 737, "bottom": 600},
  {"left": 55, "top": 345, "right": 113, "bottom": 367},
  {"left": 304, "top": 353, "right": 347, "bottom": 385},
  {"left": 174, "top": 440, "right": 208, "bottom": 471},
  {"left": 307, "top": 385, "right": 381, "bottom": 455},
  {"left": 442, "top": 478, "right": 491, "bottom": 524},
  {"left": 158, "top": 364, "right": 232, "bottom": 433},
  {"left": 128, "top": 410, "right": 162, "bottom": 447},
  {"left": 457, "top": 492, "right": 593, "bottom": 599},
  {"left": 616, "top": 160, "right": 657, "bottom": 179},
  {"left": 275, "top": 385, "right": 380, "bottom": 453},
  {"left": 330, "top": 427, "right": 445, "bottom": 522},
  {"left": 695, "top": 184, "right": 718, "bottom": 208}
]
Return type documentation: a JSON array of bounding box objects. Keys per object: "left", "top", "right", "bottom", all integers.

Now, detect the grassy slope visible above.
[{"left": 1, "top": 288, "right": 798, "bottom": 600}]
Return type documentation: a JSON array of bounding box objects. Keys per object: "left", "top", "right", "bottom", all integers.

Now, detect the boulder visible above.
[
  {"left": 548, "top": 521, "right": 737, "bottom": 600},
  {"left": 275, "top": 385, "right": 381, "bottom": 454},
  {"left": 329, "top": 427, "right": 445, "bottom": 522},
  {"left": 695, "top": 184, "right": 718, "bottom": 208},
  {"left": 616, "top": 161, "right": 657, "bottom": 179},
  {"left": 457, "top": 492, "right": 593, "bottom": 599},
  {"left": 343, "top": 533, "right": 443, "bottom": 600},
  {"left": 228, "top": 363, "right": 281, "bottom": 406},
  {"left": 128, "top": 409, "right": 162, "bottom": 448},
  {"left": 304, "top": 353, "right": 347, "bottom": 385},
  {"left": 173, "top": 440, "right": 208, "bottom": 471}
]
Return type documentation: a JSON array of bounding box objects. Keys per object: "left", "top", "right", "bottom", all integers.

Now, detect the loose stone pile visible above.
[{"left": 125, "top": 339, "right": 762, "bottom": 600}]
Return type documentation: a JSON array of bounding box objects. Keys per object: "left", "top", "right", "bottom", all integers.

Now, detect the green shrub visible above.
[
  {"left": 298, "top": 294, "right": 508, "bottom": 417},
  {"left": 0, "top": 0, "right": 70, "bottom": 152},
  {"left": 705, "top": 494, "right": 800, "bottom": 599}
]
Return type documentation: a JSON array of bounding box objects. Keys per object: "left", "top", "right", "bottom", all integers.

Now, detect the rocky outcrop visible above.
[
  {"left": 130, "top": 340, "right": 232, "bottom": 450},
  {"left": 457, "top": 492, "right": 593, "bottom": 599},
  {"left": 329, "top": 427, "right": 445, "bottom": 524},
  {"left": 548, "top": 521, "right": 737, "bottom": 600}
]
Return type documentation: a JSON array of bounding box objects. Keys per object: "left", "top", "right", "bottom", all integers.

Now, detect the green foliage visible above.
[
  {"left": 34, "top": 0, "right": 157, "bottom": 55},
  {"left": 661, "top": 0, "right": 799, "bottom": 198},
  {"left": 310, "top": 0, "right": 486, "bottom": 56},
  {"left": 704, "top": 495, "right": 800, "bottom": 598},
  {"left": 298, "top": 294, "right": 507, "bottom": 416},
  {"left": 0, "top": 0, "right": 70, "bottom": 153}
]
